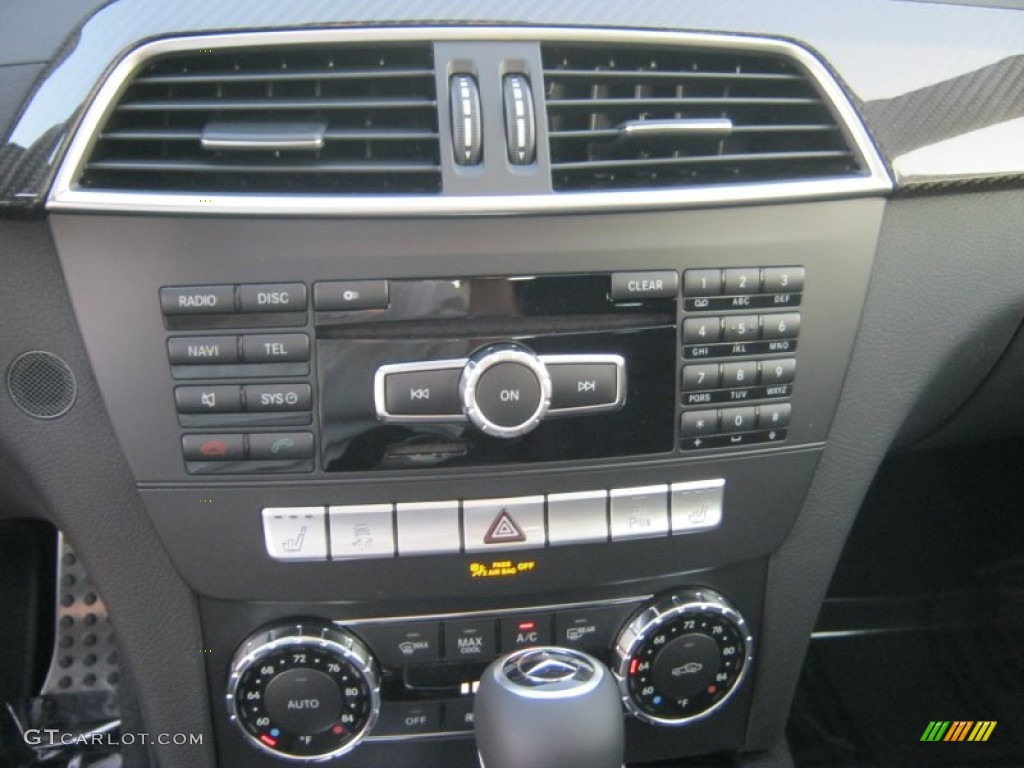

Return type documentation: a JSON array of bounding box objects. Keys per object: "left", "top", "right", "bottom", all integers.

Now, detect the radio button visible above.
[
  {"left": 238, "top": 283, "right": 307, "bottom": 313},
  {"left": 329, "top": 504, "right": 395, "bottom": 560},
  {"left": 547, "top": 490, "right": 608, "bottom": 546},
  {"left": 175, "top": 385, "right": 241, "bottom": 413},
  {"left": 241, "top": 334, "right": 309, "bottom": 363},
  {"left": 244, "top": 383, "right": 312, "bottom": 412},
  {"left": 396, "top": 501, "right": 460, "bottom": 556},
  {"left": 160, "top": 285, "right": 234, "bottom": 315},
  {"left": 611, "top": 271, "right": 678, "bottom": 300},
  {"left": 383, "top": 368, "right": 462, "bottom": 417},
  {"left": 547, "top": 362, "right": 619, "bottom": 411},
  {"left": 463, "top": 496, "right": 545, "bottom": 553},
  {"left": 314, "top": 280, "right": 389, "bottom": 311},
  {"left": 610, "top": 485, "right": 669, "bottom": 541},
  {"left": 248, "top": 432, "right": 314, "bottom": 460}
]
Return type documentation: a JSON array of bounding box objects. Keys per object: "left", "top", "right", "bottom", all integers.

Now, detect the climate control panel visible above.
[{"left": 226, "top": 591, "right": 752, "bottom": 761}]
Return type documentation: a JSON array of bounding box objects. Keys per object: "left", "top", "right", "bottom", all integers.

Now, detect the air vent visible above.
[
  {"left": 79, "top": 43, "right": 440, "bottom": 194},
  {"left": 543, "top": 43, "right": 865, "bottom": 192}
]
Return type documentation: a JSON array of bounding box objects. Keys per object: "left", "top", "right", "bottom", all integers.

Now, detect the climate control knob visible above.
[
  {"left": 460, "top": 344, "right": 552, "bottom": 438},
  {"left": 227, "top": 623, "right": 379, "bottom": 760},
  {"left": 613, "top": 589, "right": 753, "bottom": 725}
]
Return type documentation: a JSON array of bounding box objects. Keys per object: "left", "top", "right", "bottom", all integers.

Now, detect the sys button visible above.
[{"left": 383, "top": 368, "right": 462, "bottom": 417}]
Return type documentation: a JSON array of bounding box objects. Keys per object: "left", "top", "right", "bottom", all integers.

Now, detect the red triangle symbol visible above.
[{"left": 484, "top": 509, "right": 526, "bottom": 544}]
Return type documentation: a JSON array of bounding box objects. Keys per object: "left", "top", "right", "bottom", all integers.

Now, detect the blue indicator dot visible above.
[
  {"left": 270, "top": 728, "right": 280, "bottom": 737},
  {"left": 653, "top": 696, "right": 663, "bottom": 705}
]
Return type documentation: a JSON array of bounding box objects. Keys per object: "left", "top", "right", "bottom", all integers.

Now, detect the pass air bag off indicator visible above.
[{"left": 227, "top": 624, "right": 380, "bottom": 760}]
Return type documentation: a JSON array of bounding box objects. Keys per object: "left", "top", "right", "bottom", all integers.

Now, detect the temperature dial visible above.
[
  {"left": 227, "top": 623, "right": 379, "bottom": 761},
  {"left": 613, "top": 590, "right": 753, "bottom": 725}
]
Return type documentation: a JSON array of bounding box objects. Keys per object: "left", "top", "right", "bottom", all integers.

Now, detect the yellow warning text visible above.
[{"left": 469, "top": 560, "right": 537, "bottom": 579}]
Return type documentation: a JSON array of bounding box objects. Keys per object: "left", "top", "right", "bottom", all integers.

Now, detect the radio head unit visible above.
[{"left": 317, "top": 273, "right": 677, "bottom": 471}]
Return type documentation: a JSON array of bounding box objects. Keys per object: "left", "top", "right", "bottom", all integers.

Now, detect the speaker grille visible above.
[{"left": 7, "top": 351, "right": 77, "bottom": 419}]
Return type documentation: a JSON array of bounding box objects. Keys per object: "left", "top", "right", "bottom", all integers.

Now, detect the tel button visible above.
[
  {"left": 241, "top": 334, "right": 310, "bottom": 363},
  {"left": 248, "top": 432, "right": 314, "bottom": 460}
]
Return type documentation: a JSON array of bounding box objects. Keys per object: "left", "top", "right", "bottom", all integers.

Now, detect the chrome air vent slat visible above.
[
  {"left": 49, "top": 27, "right": 891, "bottom": 215},
  {"left": 78, "top": 42, "right": 440, "bottom": 195},
  {"left": 542, "top": 41, "right": 866, "bottom": 192}
]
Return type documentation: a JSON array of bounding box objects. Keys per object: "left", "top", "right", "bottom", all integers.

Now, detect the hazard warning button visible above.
[{"left": 463, "top": 496, "right": 546, "bottom": 552}]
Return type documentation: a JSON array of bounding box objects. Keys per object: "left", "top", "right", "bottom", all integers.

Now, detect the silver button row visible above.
[{"left": 262, "top": 480, "right": 724, "bottom": 562}]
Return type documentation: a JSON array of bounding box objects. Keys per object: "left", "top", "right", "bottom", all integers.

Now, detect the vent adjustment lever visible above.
[
  {"left": 503, "top": 74, "right": 536, "bottom": 165},
  {"left": 450, "top": 74, "right": 483, "bottom": 166}
]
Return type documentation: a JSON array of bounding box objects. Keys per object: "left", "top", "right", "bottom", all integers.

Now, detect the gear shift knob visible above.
[{"left": 474, "top": 647, "right": 625, "bottom": 768}]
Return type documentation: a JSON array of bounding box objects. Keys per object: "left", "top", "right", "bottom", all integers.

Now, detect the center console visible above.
[{"left": 49, "top": 195, "right": 882, "bottom": 765}]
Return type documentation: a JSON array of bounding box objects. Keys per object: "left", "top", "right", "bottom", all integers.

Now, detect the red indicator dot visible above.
[
  {"left": 707, "top": 685, "right": 717, "bottom": 694},
  {"left": 630, "top": 658, "right": 640, "bottom": 675},
  {"left": 518, "top": 621, "right": 536, "bottom": 631},
  {"left": 259, "top": 734, "right": 278, "bottom": 747},
  {"left": 332, "top": 725, "right": 345, "bottom": 735}
]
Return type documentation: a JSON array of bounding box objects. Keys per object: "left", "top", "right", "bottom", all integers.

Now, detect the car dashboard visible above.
[{"left": 0, "top": 2, "right": 1022, "bottom": 768}]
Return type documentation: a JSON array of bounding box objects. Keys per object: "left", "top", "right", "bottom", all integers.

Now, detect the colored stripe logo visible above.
[{"left": 921, "top": 721, "right": 996, "bottom": 742}]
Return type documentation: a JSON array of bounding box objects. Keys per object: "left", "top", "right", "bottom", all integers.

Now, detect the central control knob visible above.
[{"left": 460, "top": 344, "right": 552, "bottom": 438}]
